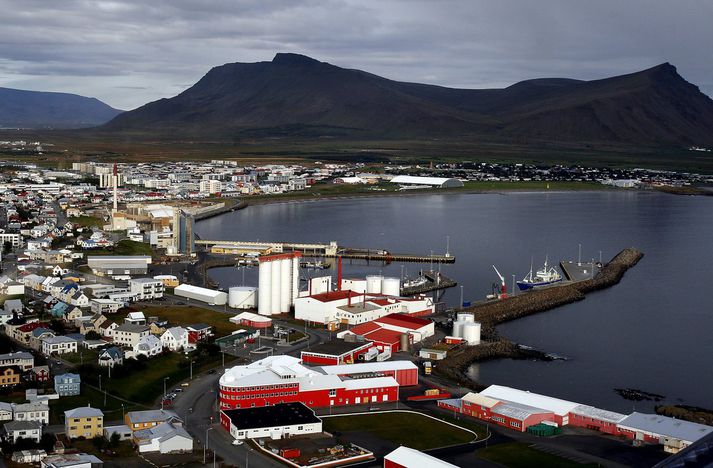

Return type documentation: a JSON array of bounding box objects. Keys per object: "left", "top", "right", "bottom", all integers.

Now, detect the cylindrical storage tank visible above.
[
  {"left": 381, "top": 277, "right": 401, "bottom": 297},
  {"left": 452, "top": 320, "right": 466, "bottom": 338},
  {"left": 280, "top": 258, "right": 291, "bottom": 313},
  {"left": 457, "top": 312, "right": 475, "bottom": 323},
  {"left": 462, "top": 322, "right": 481, "bottom": 345},
  {"left": 270, "top": 259, "right": 281, "bottom": 315},
  {"left": 399, "top": 333, "right": 409, "bottom": 352},
  {"left": 229, "top": 286, "right": 258, "bottom": 309},
  {"left": 366, "top": 275, "right": 383, "bottom": 294},
  {"left": 258, "top": 261, "right": 272, "bottom": 315},
  {"left": 291, "top": 255, "right": 300, "bottom": 303}
]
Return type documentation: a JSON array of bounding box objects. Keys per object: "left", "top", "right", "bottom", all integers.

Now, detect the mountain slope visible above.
[
  {"left": 0, "top": 87, "right": 123, "bottom": 129},
  {"left": 101, "top": 54, "right": 713, "bottom": 145}
]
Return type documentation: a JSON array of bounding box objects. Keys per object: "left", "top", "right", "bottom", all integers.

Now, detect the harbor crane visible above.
[{"left": 492, "top": 265, "right": 508, "bottom": 299}]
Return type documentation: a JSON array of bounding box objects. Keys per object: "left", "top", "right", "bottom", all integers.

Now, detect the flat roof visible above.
[
  {"left": 301, "top": 340, "right": 371, "bottom": 358},
  {"left": 480, "top": 385, "right": 579, "bottom": 416},
  {"left": 618, "top": 412, "right": 713, "bottom": 443},
  {"left": 174, "top": 283, "right": 226, "bottom": 298},
  {"left": 320, "top": 360, "right": 417, "bottom": 375},
  {"left": 375, "top": 313, "right": 432, "bottom": 329},
  {"left": 222, "top": 402, "right": 320, "bottom": 431},
  {"left": 492, "top": 401, "right": 553, "bottom": 421},
  {"left": 385, "top": 446, "right": 457, "bottom": 467}
]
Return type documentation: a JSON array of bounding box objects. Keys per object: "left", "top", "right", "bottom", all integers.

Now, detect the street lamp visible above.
[
  {"left": 190, "top": 360, "right": 195, "bottom": 380},
  {"left": 161, "top": 377, "right": 169, "bottom": 410},
  {"left": 203, "top": 426, "right": 214, "bottom": 464}
]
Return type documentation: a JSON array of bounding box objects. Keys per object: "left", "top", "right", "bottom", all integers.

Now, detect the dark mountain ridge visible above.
[
  {"left": 0, "top": 87, "right": 123, "bottom": 129},
  {"left": 101, "top": 54, "right": 713, "bottom": 146}
]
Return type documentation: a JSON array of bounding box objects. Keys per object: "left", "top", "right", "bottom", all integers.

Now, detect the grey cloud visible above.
[{"left": 0, "top": 0, "right": 710, "bottom": 109}]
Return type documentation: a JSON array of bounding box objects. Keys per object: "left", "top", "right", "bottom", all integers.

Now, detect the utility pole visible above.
[
  {"left": 578, "top": 243, "right": 582, "bottom": 266},
  {"left": 446, "top": 235, "right": 450, "bottom": 257},
  {"left": 203, "top": 426, "right": 213, "bottom": 464},
  {"left": 512, "top": 275, "right": 516, "bottom": 295},
  {"left": 459, "top": 285, "right": 464, "bottom": 308}
]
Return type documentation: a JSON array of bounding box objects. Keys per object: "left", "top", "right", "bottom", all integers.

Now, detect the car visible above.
[
  {"left": 181, "top": 382, "right": 190, "bottom": 387},
  {"left": 208, "top": 369, "right": 216, "bottom": 374},
  {"left": 173, "top": 388, "right": 183, "bottom": 393},
  {"left": 232, "top": 439, "right": 244, "bottom": 446},
  {"left": 55, "top": 360, "right": 62, "bottom": 365}
]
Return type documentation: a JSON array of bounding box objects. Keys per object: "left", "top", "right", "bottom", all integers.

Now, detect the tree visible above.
[
  {"left": 91, "top": 436, "right": 105, "bottom": 450},
  {"left": 85, "top": 331, "right": 101, "bottom": 340},
  {"left": 2, "top": 241, "right": 11, "bottom": 254},
  {"left": 109, "top": 432, "right": 121, "bottom": 448}
]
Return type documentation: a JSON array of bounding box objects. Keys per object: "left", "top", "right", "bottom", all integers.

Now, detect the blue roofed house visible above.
[
  {"left": 98, "top": 347, "right": 123, "bottom": 367},
  {"left": 54, "top": 373, "right": 81, "bottom": 396}
]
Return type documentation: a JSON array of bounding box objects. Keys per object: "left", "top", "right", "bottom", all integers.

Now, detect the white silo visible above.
[
  {"left": 366, "top": 275, "right": 383, "bottom": 294},
  {"left": 229, "top": 286, "right": 258, "bottom": 309},
  {"left": 258, "top": 260, "right": 272, "bottom": 316},
  {"left": 291, "top": 255, "right": 300, "bottom": 302},
  {"left": 462, "top": 321, "right": 481, "bottom": 345},
  {"left": 457, "top": 312, "right": 475, "bottom": 323},
  {"left": 270, "top": 258, "right": 282, "bottom": 315},
  {"left": 280, "top": 257, "right": 291, "bottom": 313},
  {"left": 381, "top": 277, "right": 401, "bottom": 297},
  {"left": 452, "top": 320, "right": 466, "bottom": 338}
]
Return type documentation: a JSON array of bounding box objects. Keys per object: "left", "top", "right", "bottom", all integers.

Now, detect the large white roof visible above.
[
  {"left": 343, "top": 376, "right": 398, "bottom": 390},
  {"left": 230, "top": 312, "right": 272, "bottom": 324},
  {"left": 174, "top": 283, "right": 225, "bottom": 298},
  {"left": 384, "top": 446, "right": 457, "bottom": 468},
  {"left": 390, "top": 175, "right": 463, "bottom": 187},
  {"left": 320, "top": 360, "right": 417, "bottom": 375},
  {"left": 480, "top": 385, "right": 579, "bottom": 416},
  {"left": 618, "top": 412, "right": 713, "bottom": 443}
]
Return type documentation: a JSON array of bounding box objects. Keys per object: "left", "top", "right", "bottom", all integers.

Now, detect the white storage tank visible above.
[
  {"left": 462, "top": 321, "right": 481, "bottom": 345},
  {"left": 291, "top": 256, "right": 300, "bottom": 302},
  {"left": 229, "top": 286, "right": 258, "bottom": 309},
  {"left": 366, "top": 275, "right": 383, "bottom": 294},
  {"left": 309, "top": 276, "right": 332, "bottom": 295},
  {"left": 381, "top": 277, "right": 401, "bottom": 296},
  {"left": 452, "top": 320, "right": 466, "bottom": 338},
  {"left": 280, "top": 257, "right": 291, "bottom": 313},
  {"left": 457, "top": 312, "right": 475, "bottom": 323},
  {"left": 257, "top": 260, "right": 271, "bottom": 315},
  {"left": 270, "top": 259, "right": 282, "bottom": 315}
]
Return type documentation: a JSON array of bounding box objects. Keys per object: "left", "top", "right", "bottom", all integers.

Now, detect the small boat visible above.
[
  {"left": 403, "top": 276, "right": 428, "bottom": 288},
  {"left": 300, "top": 261, "right": 327, "bottom": 269},
  {"left": 517, "top": 256, "right": 562, "bottom": 290}
]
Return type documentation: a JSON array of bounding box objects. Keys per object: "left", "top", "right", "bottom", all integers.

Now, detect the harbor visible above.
[{"left": 400, "top": 270, "right": 458, "bottom": 296}]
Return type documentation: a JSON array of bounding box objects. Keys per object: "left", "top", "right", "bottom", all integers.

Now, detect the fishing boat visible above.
[
  {"left": 402, "top": 275, "right": 428, "bottom": 288},
  {"left": 517, "top": 256, "right": 562, "bottom": 290}
]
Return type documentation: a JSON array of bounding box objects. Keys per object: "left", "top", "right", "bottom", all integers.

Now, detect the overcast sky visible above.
[{"left": 1, "top": 0, "right": 711, "bottom": 110}]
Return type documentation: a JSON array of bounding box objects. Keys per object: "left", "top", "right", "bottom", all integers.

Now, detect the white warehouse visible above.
[
  {"left": 390, "top": 175, "right": 463, "bottom": 188},
  {"left": 174, "top": 284, "right": 227, "bottom": 305}
]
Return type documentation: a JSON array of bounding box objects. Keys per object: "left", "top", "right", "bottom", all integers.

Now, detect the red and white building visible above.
[
  {"left": 218, "top": 355, "right": 418, "bottom": 410},
  {"left": 300, "top": 341, "right": 374, "bottom": 365},
  {"left": 384, "top": 446, "right": 457, "bottom": 468},
  {"left": 338, "top": 314, "right": 435, "bottom": 352},
  {"left": 294, "top": 291, "right": 434, "bottom": 325},
  {"left": 186, "top": 324, "right": 212, "bottom": 343},
  {"left": 229, "top": 312, "right": 273, "bottom": 329}
]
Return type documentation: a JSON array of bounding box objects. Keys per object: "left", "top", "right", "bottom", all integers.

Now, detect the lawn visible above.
[
  {"left": 322, "top": 411, "right": 475, "bottom": 450},
  {"left": 116, "top": 304, "right": 241, "bottom": 337},
  {"left": 461, "top": 180, "right": 606, "bottom": 191},
  {"left": 476, "top": 442, "right": 598, "bottom": 468},
  {"left": 70, "top": 215, "right": 105, "bottom": 228},
  {"left": 62, "top": 349, "right": 99, "bottom": 366},
  {"left": 88, "top": 239, "right": 154, "bottom": 257},
  {"left": 48, "top": 384, "right": 144, "bottom": 424}
]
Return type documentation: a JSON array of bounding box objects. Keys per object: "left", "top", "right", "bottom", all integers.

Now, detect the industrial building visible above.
[
  {"left": 389, "top": 175, "right": 464, "bottom": 188},
  {"left": 229, "top": 312, "right": 272, "bottom": 328},
  {"left": 87, "top": 256, "right": 152, "bottom": 277},
  {"left": 173, "top": 284, "right": 227, "bottom": 305},
  {"left": 220, "top": 402, "right": 322, "bottom": 440},
  {"left": 384, "top": 446, "right": 458, "bottom": 468},
  {"left": 438, "top": 385, "right": 713, "bottom": 453},
  {"left": 449, "top": 312, "right": 481, "bottom": 345},
  {"left": 300, "top": 341, "right": 374, "bottom": 365},
  {"left": 218, "top": 355, "right": 416, "bottom": 410},
  {"left": 258, "top": 253, "right": 301, "bottom": 315},
  {"left": 338, "top": 314, "right": 435, "bottom": 352},
  {"left": 228, "top": 286, "right": 258, "bottom": 309}
]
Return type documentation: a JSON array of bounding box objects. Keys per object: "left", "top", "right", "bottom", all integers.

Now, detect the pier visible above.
[
  {"left": 195, "top": 239, "right": 455, "bottom": 263},
  {"left": 401, "top": 270, "right": 458, "bottom": 296}
]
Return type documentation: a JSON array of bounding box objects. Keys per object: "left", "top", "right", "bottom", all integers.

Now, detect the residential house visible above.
[
  {"left": 41, "top": 453, "right": 104, "bottom": 468},
  {"left": 133, "top": 422, "right": 193, "bottom": 454},
  {"left": 13, "top": 403, "right": 49, "bottom": 424},
  {"left": 98, "top": 347, "right": 123, "bottom": 367},
  {"left": 3, "top": 420, "right": 42, "bottom": 444},
  {"left": 99, "top": 320, "right": 118, "bottom": 338},
  {"left": 0, "top": 402, "right": 13, "bottom": 421},
  {"left": 80, "top": 314, "right": 107, "bottom": 335},
  {"left": 160, "top": 327, "right": 189, "bottom": 351},
  {"left": 103, "top": 425, "right": 132, "bottom": 441},
  {"left": 149, "top": 319, "right": 169, "bottom": 336},
  {"left": 69, "top": 291, "right": 90, "bottom": 308},
  {"left": 186, "top": 324, "right": 212, "bottom": 344},
  {"left": 9, "top": 322, "right": 50, "bottom": 346},
  {"left": 11, "top": 449, "right": 47, "bottom": 464},
  {"left": 29, "top": 327, "right": 55, "bottom": 351},
  {"left": 42, "top": 336, "right": 78, "bottom": 355},
  {"left": 124, "top": 311, "right": 146, "bottom": 325},
  {"left": 31, "top": 366, "right": 50, "bottom": 383},
  {"left": 55, "top": 373, "right": 81, "bottom": 396},
  {"left": 90, "top": 299, "right": 121, "bottom": 315},
  {"left": 0, "top": 351, "right": 34, "bottom": 371},
  {"left": 3, "top": 299, "right": 24, "bottom": 315},
  {"left": 112, "top": 324, "right": 150, "bottom": 348},
  {"left": 0, "top": 366, "right": 21, "bottom": 387},
  {"left": 125, "top": 410, "right": 181, "bottom": 432},
  {"left": 133, "top": 335, "right": 162, "bottom": 358},
  {"left": 65, "top": 407, "right": 104, "bottom": 439},
  {"left": 128, "top": 278, "right": 164, "bottom": 300}
]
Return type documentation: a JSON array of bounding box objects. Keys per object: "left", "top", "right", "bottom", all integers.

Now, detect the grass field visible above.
[
  {"left": 322, "top": 411, "right": 475, "bottom": 450},
  {"left": 117, "top": 304, "right": 240, "bottom": 337},
  {"left": 70, "top": 215, "right": 105, "bottom": 228},
  {"left": 88, "top": 239, "right": 154, "bottom": 257},
  {"left": 476, "top": 442, "right": 598, "bottom": 468},
  {"left": 48, "top": 384, "right": 145, "bottom": 424}
]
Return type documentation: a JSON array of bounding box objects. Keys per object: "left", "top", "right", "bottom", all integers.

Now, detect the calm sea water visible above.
[{"left": 197, "top": 191, "right": 713, "bottom": 413}]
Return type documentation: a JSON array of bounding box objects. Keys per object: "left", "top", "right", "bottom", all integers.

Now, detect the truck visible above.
[
  {"left": 423, "top": 361, "right": 432, "bottom": 375},
  {"left": 359, "top": 347, "right": 379, "bottom": 362}
]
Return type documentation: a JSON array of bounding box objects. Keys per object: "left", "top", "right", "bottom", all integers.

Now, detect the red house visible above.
[{"left": 186, "top": 323, "right": 212, "bottom": 344}]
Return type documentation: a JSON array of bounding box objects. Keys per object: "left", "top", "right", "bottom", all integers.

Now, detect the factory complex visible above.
[
  {"left": 439, "top": 385, "right": 713, "bottom": 454},
  {"left": 218, "top": 355, "right": 418, "bottom": 411}
]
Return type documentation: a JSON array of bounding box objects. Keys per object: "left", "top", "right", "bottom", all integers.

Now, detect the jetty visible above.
[{"left": 401, "top": 270, "right": 457, "bottom": 296}]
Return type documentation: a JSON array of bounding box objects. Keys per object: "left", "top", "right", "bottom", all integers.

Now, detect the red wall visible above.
[
  {"left": 384, "top": 460, "right": 406, "bottom": 468},
  {"left": 301, "top": 354, "right": 339, "bottom": 365},
  {"left": 568, "top": 413, "right": 620, "bottom": 435}
]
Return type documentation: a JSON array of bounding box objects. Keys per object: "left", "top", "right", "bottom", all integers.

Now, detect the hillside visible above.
[
  {"left": 101, "top": 54, "right": 713, "bottom": 146},
  {"left": 0, "top": 87, "right": 123, "bottom": 129}
]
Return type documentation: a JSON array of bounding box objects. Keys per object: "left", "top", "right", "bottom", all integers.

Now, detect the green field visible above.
[
  {"left": 71, "top": 215, "right": 105, "bottom": 228},
  {"left": 48, "top": 384, "right": 144, "bottom": 424},
  {"left": 322, "top": 411, "right": 475, "bottom": 450},
  {"left": 476, "top": 442, "right": 598, "bottom": 468},
  {"left": 116, "top": 305, "right": 243, "bottom": 337},
  {"left": 87, "top": 239, "right": 154, "bottom": 257}
]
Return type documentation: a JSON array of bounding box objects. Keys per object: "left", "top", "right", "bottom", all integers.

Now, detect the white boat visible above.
[{"left": 517, "top": 256, "right": 562, "bottom": 290}]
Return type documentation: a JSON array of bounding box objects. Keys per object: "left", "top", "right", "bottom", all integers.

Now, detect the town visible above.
[{"left": 0, "top": 155, "right": 709, "bottom": 468}]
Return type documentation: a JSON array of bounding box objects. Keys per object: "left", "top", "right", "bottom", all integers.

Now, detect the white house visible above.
[
  {"left": 0, "top": 402, "right": 13, "bottom": 421},
  {"left": 13, "top": 403, "right": 49, "bottom": 424},
  {"left": 90, "top": 298, "right": 122, "bottom": 314},
  {"left": 41, "top": 336, "right": 78, "bottom": 355},
  {"left": 98, "top": 347, "right": 123, "bottom": 367},
  {"left": 133, "top": 422, "right": 193, "bottom": 453},
  {"left": 221, "top": 403, "right": 323, "bottom": 441},
  {"left": 133, "top": 335, "right": 162, "bottom": 358},
  {"left": 112, "top": 324, "right": 150, "bottom": 348},
  {"left": 3, "top": 420, "right": 42, "bottom": 444},
  {"left": 128, "top": 278, "right": 164, "bottom": 300},
  {"left": 41, "top": 453, "right": 103, "bottom": 468},
  {"left": 125, "top": 311, "right": 146, "bottom": 325},
  {"left": 160, "top": 327, "right": 189, "bottom": 351}
]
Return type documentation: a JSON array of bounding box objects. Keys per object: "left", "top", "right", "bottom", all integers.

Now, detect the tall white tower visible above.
[{"left": 112, "top": 162, "right": 118, "bottom": 213}]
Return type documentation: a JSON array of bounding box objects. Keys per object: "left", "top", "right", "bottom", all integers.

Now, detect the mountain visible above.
[
  {"left": 0, "top": 87, "right": 123, "bottom": 129},
  {"left": 101, "top": 54, "right": 713, "bottom": 146}
]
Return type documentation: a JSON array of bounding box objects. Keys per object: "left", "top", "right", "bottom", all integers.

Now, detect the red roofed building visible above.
[{"left": 337, "top": 313, "right": 435, "bottom": 352}]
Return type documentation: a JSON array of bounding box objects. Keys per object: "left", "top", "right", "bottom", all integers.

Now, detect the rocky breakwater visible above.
[{"left": 433, "top": 247, "right": 644, "bottom": 385}]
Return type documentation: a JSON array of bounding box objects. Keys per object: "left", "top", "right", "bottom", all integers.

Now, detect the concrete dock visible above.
[
  {"left": 560, "top": 260, "right": 601, "bottom": 281},
  {"left": 401, "top": 270, "right": 457, "bottom": 296}
]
